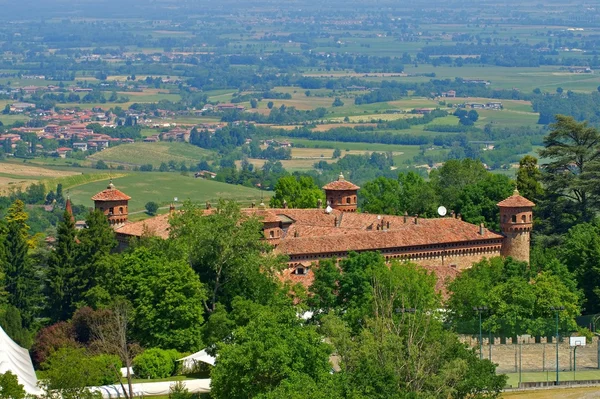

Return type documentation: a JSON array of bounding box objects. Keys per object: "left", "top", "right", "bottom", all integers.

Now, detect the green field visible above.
[
  {"left": 68, "top": 172, "right": 267, "bottom": 212},
  {"left": 505, "top": 370, "right": 600, "bottom": 388},
  {"left": 503, "top": 386, "right": 600, "bottom": 398},
  {"left": 88, "top": 142, "right": 214, "bottom": 168}
]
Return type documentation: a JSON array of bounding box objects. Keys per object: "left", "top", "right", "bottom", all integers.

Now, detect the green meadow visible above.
[{"left": 68, "top": 172, "right": 267, "bottom": 212}]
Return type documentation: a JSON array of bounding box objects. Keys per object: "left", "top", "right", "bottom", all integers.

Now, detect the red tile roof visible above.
[
  {"left": 275, "top": 217, "right": 502, "bottom": 256},
  {"left": 497, "top": 189, "right": 535, "bottom": 207},
  {"left": 322, "top": 174, "right": 360, "bottom": 191},
  {"left": 116, "top": 213, "right": 171, "bottom": 239},
  {"left": 91, "top": 182, "right": 131, "bottom": 201}
]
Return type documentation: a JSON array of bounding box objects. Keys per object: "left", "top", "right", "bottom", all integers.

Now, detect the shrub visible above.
[
  {"left": 169, "top": 381, "right": 192, "bottom": 399},
  {"left": 133, "top": 349, "right": 176, "bottom": 379},
  {"left": 31, "top": 322, "right": 78, "bottom": 368},
  {"left": 0, "top": 371, "right": 26, "bottom": 399},
  {"left": 89, "top": 354, "right": 122, "bottom": 385}
]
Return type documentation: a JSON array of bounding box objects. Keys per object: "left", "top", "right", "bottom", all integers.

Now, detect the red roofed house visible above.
[
  {"left": 91, "top": 177, "right": 534, "bottom": 290},
  {"left": 91, "top": 180, "right": 132, "bottom": 228}
]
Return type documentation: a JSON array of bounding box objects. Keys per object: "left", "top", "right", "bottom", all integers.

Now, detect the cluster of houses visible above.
[{"left": 459, "top": 101, "right": 503, "bottom": 110}]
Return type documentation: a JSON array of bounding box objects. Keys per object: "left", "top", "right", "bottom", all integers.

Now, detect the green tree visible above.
[
  {"left": 516, "top": 155, "right": 543, "bottom": 202},
  {"left": 447, "top": 257, "right": 581, "bottom": 337},
  {"left": 332, "top": 97, "right": 344, "bottom": 107},
  {"left": 270, "top": 175, "right": 325, "bottom": 209},
  {"left": 539, "top": 115, "right": 600, "bottom": 223},
  {"left": 168, "top": 201, "right": 281, "bottom": 313},
  {"left": 321, "top": 258, "right": 506, "bottom": 399},
  {"left": 145, "top": 202, "right": 159, "bottom": 215},
  {"left": 210, "top": 298, "right": 333, "bottom": 399},
  {"left": 454, "top": 173, "right": 514, "bottom": 231},
  {"left": 74, "top": 210, "right": 117, "bottom": 307},
  {"left": 0, "top": 371, "right": 26, "bottom": 399},
  {"left": 430, "top": 159, "right": 488, "bottom": 211},
  {"left": 0, "top": 305, "right": 32, "bottom": 348},
  {"left": 3, "top": 203, "right": 38, "bottom": 327},
  {"left": 250, "top": 98, "right": 258, "bottom": 109},
  {"left": 46, "top": 210, "right": 78, "bottom": 322},
  {"left": 332, "top": 148, "right": 341, "bottom": 159},
  {"left": 41, "top": 347, "right": 103, "bottom": 399},
  {"left": 559, "top": 222, "right": 600, "bottom": 314},
  {"left": 267, "top": 101, "right": 274, "bottom": 109},
  {"left": 115, "top": 247, "right": 206, "bottom": 351}
]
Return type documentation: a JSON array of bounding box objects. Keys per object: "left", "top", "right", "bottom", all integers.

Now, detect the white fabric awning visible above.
[
  {"left": 0, "top": 326, "right": 41, "bottom": 395},
  {"left": 177, "top": 349, "right": 216, "bottom": 369},
  {"left": 91, "top": 379, "right": 211, "bottom": 398}
]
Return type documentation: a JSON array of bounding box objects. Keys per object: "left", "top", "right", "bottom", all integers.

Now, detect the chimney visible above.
[
  {"left": 283, "top": 199, "right": 288, "bottom": 209},
  {"left": 169, "top": 203, "right": 175, "bottom": 214},
  {"left": 206, "top": 201, "right": 211, "bottom": 210},
  {"left": 479, "top": 223, "right": 485, "bottom": 235},
  {"left": 317, "top": 198, "right": 323, "bottom": 209},
  {"left": 334, "top": 216, "right": 338, "bottom": 227},
  {"left": 386, "top": 221, "right": 390, "bottom": 229},
  {"left": 414, "top": 214, "right": 419, "bottom": 224},
  {"left": 450, "top": 210, "right": 455, "bottom": 218},
  {"left": 403, "top": 211, "right": 408, "bottom": 223},
  {"left": 457, "top": 213, "right": 462, "bottom": 221}
]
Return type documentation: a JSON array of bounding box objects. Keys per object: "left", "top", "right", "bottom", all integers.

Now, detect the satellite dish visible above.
[
  {"left": 437, "top": 206, "right": 447, "bottom": 217},
  {"left": 174, "top": 197, "right": 178, "bottom": 202},
  {"left": 377, "top": 215, "right": 381, "bottom": 220},
  {"left": 325, "top": 205, "right": 333, "bottom": 214}
]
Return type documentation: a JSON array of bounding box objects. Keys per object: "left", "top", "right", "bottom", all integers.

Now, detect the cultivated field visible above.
[
  {"left": 88, "top": 142, "right": 213, "bottom": 168},
  {"left": 67, "top": 172, "right": 266, "bottom": 212}
]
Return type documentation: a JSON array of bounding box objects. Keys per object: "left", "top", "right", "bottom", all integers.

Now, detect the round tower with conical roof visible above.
[
  {"left": 497, "top": 189, "right": 535, "bottom": 263},
  {"left": 322, "top": 173, "right": 360, "bottom": 212},
  {"left": 91, "top": 180, "right": 131, "bottom": 228}
]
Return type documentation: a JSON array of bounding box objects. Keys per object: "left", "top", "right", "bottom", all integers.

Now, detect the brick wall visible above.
[
  {"left": 501, "top": 230, "right": 531, "bottom": 263},
  {"left": 461, "top": 336, "right": 598, "bottom": 374}
]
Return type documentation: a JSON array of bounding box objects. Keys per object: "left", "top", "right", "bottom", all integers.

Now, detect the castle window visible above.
[
  {"left": 294, "top": 267, "right": 306, "bottom": 275},
  {"left": 109, "top": 207, "right": 114, "bottom": 215},
  {"left": 119, "top": 207, "right": 124, "bottom": 214},
  {"left": 346, "top": 197, "right": 351, "bottom": 204},
  {"left": 521, "top": 215, "right": 526, "bottom": 222},
  {"left": 511, "top": 215, "right": 517, "bottom": 223},
  {"left": 269, "top": 231, "right": 274, "bottom": 238},
  {"left": 529, "top": 215, "right": 532, "bottom": 222}
]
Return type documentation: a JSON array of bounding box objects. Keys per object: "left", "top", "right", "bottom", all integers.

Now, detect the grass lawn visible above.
[
  {"left": 88, "top": 142, "right": 214, "bottom": 168},
  {"left": 67, "top": 172, "right": 267, "bottom": 212},
  {"left": 504, "top": 370, "right": 600, "bottom": 388}
]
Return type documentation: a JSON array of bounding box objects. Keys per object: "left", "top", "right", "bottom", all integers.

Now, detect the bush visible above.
[
  {"left": 0, "top": 371, "right": 26, "bottom": 399},
  {"left": 133, "top": 349, "right": 178, "bottom": 379},
  {"left": 89, "top": 354, "right": 122, "bottom": 385},
  {"left": 31, "top": 322, "right": 78, "bottom": 368},
  {"left": 145, "top": 201, "right": 159, "bottom": 215}
]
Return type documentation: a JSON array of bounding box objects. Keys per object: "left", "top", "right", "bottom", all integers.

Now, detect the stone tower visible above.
[
  {"left": 497, "top": 189, "right": 535, "bottom": 263},
  {"left": 91, "top": 180, "right": 131, "bottom": 228},
  {"left": 322, "top": 173, "right": 360, "bottom": 212}
]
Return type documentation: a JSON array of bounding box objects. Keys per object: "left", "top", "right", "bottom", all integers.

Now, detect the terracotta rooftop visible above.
[
  {"left": 322, "top": 174, "right": 360, "bottom": 191},
  {"left": 116, "top": 213, "right": 171, "bottom": 239},
  {"left": 275, "top": 217, "right": 502, "bottom": 256},
  {"left": 497, "top": 189, "right": 535, "bottom": 208},
  {"left": 91, "top": 181, "right": 132, "bottom": 201}
]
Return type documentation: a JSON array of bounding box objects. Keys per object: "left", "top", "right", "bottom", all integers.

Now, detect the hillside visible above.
[{"left": 88, "top": 142, "right": 213, "bottom": 168}]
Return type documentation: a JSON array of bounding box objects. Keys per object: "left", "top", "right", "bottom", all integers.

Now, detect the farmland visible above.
[
  {"left": 88, "top": 142, "right": 213, "bottom": 168},
  {"left": 67, "top": 172, "right": 267, "bottom": 213}
]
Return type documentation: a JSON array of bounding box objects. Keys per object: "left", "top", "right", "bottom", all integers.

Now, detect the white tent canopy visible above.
[
  {"left": 92, "top": 379, "right": 211, "bottom": 398},
  {"left": 178, "top": 349, "right": 215, "bottom": 372},
  {"left": 0, "top": 326, "right": 41, "bottom": 395}
]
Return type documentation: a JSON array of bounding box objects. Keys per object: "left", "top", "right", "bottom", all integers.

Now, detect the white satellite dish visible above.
[
  {"left": 437, "top": 206, "right": 447, "bottom": 217},
  {"left": 325, "top": 205, "right": 333, "bottom": 214},
  {"left": 174, "top": 197, "right": 178, "bottom": 202}
]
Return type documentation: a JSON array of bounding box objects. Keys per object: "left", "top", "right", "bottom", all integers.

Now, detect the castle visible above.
[{"left": 91, "top": 175, "right": 534, "bottom": 287}]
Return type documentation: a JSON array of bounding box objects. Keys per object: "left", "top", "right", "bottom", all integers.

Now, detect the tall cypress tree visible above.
[
  {"left": 73, "top": 210, "right": 116, "bottom": 305},
  {"left": 46, "top": 210, "right": 78, "bottom": 322},
  {"left": 3, "top": 219, "right": 37, "bottom": 327}
]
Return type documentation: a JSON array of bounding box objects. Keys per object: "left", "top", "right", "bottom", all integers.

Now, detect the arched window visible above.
[
  {"left": 503, "top": 215, "right": 507, "bottom": 222},
  {"left": 529, "top": 214, "right": 532, "bottom": 222},
  {"left": 109, "top": 207, "right": 114, "bottom": 215},
  {"left": 346, "top": 197, "right": 351, "bottom": 204},
  {"left": 354, "top": 196, "right": 357, "bottom": 203},
  {"left": 269, "top": 230, "right": 274, "bottom": 238},
  {"left": 521, "top": 215, "right": 526, "bottom": 222},
  {"left": 511, "top": 215, "right": 516, "bottom": 223},
  {"left": 119, "top": 207, "right": 124, "bottom": 214}
]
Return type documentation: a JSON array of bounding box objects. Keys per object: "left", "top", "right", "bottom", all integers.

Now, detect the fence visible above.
[{"left": 460, "top": 335, "right": 599, "bottom": 374}]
